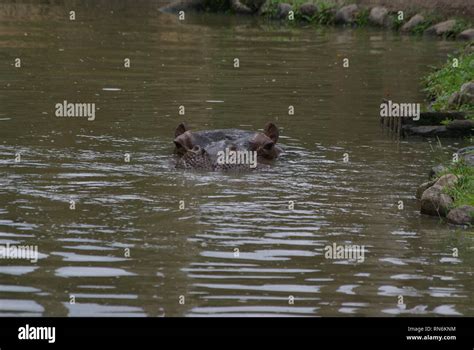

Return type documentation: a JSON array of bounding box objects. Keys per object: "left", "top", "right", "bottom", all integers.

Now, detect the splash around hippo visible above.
[{"left": 173, "top": 122, "right": 282, "bottom": 171}]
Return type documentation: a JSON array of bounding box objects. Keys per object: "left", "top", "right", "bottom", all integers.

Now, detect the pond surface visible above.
[{"left": 0, "top": 1, "right": 472, "bottom": 316}]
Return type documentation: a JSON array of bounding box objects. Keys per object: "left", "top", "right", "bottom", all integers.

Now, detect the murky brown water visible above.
[{"left": 0, "top": 1, "right": 472, "bottom": 317}]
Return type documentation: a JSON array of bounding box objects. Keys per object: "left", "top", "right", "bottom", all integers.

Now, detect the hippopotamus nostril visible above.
[{"left": 191, "top": 145, "right": 202, "bottom": 154}]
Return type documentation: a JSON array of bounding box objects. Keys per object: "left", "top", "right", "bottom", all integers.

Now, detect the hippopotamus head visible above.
[{"left": 173, "top": 122, "right": 282, "bottom": 170}]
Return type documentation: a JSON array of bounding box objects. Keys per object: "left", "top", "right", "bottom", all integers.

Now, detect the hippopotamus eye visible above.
[
  {"left": 263, "top": 141, "right": 274, "bottom": 150},
  {"left": 174, "top": 141, "right": 185, "bottom": 150}
]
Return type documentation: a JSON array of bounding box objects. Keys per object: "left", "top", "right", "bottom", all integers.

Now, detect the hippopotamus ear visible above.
[
  {"left": 175, "top": 122, "right": 188, "bottom": 138},
  {"left": 263, "top": 122, "right": 279, "bottom": 143}
]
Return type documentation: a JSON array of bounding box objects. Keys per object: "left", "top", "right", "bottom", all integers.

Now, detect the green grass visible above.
[
  {"left": 264, "top": 0, "right": 337, "bottom": 23},
  {"left": 410, "top": 13, "right": 443, "bottom": 35},
  {"left": 450, "top": 18, "right": 471, "bottom": 38},
  {"left": 313, "top": 1, "right": 336, "bottom": 25},
  {"left": 439, "top": 159, "right": 474, "bottom": 208},
  {"left": 422, "top": 50, "right": 474, "bottom": 117},
  {"left": 354, "top": 7, "right": 369, "bottom": 27},
  {"left": 440, "top": 118, "right": 450, "bottom": 126},
  {"left": 389, "top": 13, "right": 405, "bottom": 31}
]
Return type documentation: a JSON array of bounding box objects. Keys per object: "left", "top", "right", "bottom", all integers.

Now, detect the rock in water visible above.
[
  {"left": 416, "top": 180, "right": 436, "bottom": 199},
  {"left": 420, "top": 186, "right": 453, "bottom": 217},
  {"left": 457, "top": 146, "right": 474, "bottom": 154},
  {"left": 448, "top": 91, "right": 461, "bottom": 106},
  {"left": 368, "top": 6, "right": 391, "bottom": 27},
  {"left": 404, "top": 125, "right": 448, "bottom": 137},
  {"left": 459, "top": 81, "right": 474, "bottom": 105},
  {"left": 299, "top": 3, "right": 317, "bottom": 18},
  {"left": 434, "top": 174, "right": 458, "bottom": 189},
  {"left": 276, "top": 3, "right": 292, "bottom": 19},
  {"left": 160, "top": 0, "right": 205, "bottom": 13},
  {"left": 240, "top": 0, "right": 266, "bottom": 12},
  {"left": 424, "top": 20, "right": 457, "bottom": 36},
  {"left": 446, "top": 119, "right": 474, "bottom": 132},
  {"left": 447, "top": 205, "right": 474, "bottom": 225},
  {"left": 334, "top": 4, "right": 359, "bottom": 25},
  {"left": 458, "top": 28, "right": 474, "bottom": 41},
  {"left": 429, "top": 164, "right": 446, "bottom": 179},
  {"left": 401, "top": 14, "right": 424, "bottom": 32},
  {"left": 449, "top": 82, "right": 474, "bottom": 107},
  {"left": 457, "top": 146, "right": 474, "bottom": 167}
]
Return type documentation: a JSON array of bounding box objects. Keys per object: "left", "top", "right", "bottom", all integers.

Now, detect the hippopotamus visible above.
[{"left": 173, "top": 122, "right": 282, "bottom": 171}]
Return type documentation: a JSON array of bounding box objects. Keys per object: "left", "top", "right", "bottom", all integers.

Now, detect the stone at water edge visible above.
[
  {"left": 159, "top": 0, "right": 205, "bottom": 13},
  {"left": 420, "top": 186, "right": 453, "bottom": 217},
  {"left": 459, "top": 82, "right": 474, "bottom": 105},
  {"left": 334, "top": 4, "right": 359, "bottom": 25},
  {"left": 403, "top": 124, "right": 471, "bottom": 138},
  {"left": 447, "top": 205, "right": 474, "bottom": 225},
  {"left": 433, "top": 174, "right": 458, "bottom": 190},
  {"left": 414, "top": 111, "right": 467, "bottom": 125},
  {"left": 450, "top": 81, "right": 474, "bottom": 107},
  {"left": 458, "top": 29, "right": 474, "bottom": 41},
  {"left": 424, "top": 20, "right": 457, "bottom": 36},
  {"left": 462, "top": 153, "right": 474, "bottom": 167},
  {"left": 448, "top": 91, "right": 461, "bottom": 107},
  {"left": 419, "top": 174, "right": 457, "bottom": 216},
  {"left": 457, "top": 146, "right": 474, "bottom": 155},
  {"left": 299, "top": 3, "right": 317, "bottom": 18},
  {"left": 404, "top": 125, "right": 448, "bottom": 137},
  {"left": 230, "top": 0, "right": 253, "bottom": 14},
  {"left": 456, "top": 146, "right": 474, "bottom": 167},
  {"left": 400, "top": 14, "right": 424, "bottom": 33},
  {"left": 429, "top": 164, "right": 447, "bottom": 179},
  {"left": 368, "top": 6, "right": 391, "bottom": 27},
  {"left": 240, "top": 0, "right": 267, "bottom": 12},
  {"left": 446, "top": 119, "right": 474, "bottom": 132},
  {"left": 276, "top": 3, "right": 292, "bottom": 19},
  {"left": 416, "top": 180, "right": 436, "bottom": 199}
]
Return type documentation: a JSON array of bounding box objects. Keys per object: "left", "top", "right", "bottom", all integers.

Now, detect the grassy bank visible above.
[
  {"left": 263, "top": 0, "right": 338, "bottom": 24},
  {"left": 409, "top": 14, "right": 471, "bottom": 37},
  {"left": 440, "top": 159, "right": 474, "bottom": 208},
  {"left": 422, "top": 49, "right": 474, "bottom": 118},
  {"left": 423, "top": 48, "right": 473, "bottom": 210},
  {"left": 260, "top": 0, "right": 472, "bottom": 36}
]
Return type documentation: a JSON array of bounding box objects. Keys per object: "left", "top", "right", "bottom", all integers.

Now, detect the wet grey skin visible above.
[{"left": 173, "top": 123, "right": 282, "bottom": 171}]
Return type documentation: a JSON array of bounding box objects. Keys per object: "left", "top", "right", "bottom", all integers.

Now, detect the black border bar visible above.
[{"left": 0, "top": 317, "right": 472, "bottom": 346}]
